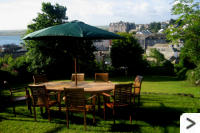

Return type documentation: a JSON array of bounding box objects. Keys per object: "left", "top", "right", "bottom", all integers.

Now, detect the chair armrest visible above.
[
  {"left": 102, "top": 92, "right": 113, "bottom": 103},
  {"left": 87, "top": 95, "right": 96, "bottom": 101},
  {"left": 87, "top": 95, "right": 96, "bottom": 105},
  {"left": 48, "top": 91, "right": 58, "bottom": 96},
  {"left": 102, "top": 92, "right": 112, "bottom": 97},
  {"left": 133, "top": 86, "right": 140, "bottom": 88},
  {"left": 11, "top": 89, "right": 26, "bottom": 93}
]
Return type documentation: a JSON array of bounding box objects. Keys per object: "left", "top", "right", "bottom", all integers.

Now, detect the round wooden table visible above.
[
  {"left": 29, "top": 81, "right": 115, "bottom": 112},
  {"left": 30, "top": 81, "right": 114, "bottom": 93}
]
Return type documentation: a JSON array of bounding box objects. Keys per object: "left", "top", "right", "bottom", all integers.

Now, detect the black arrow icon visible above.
[{"left": 186, "top": 118, "right": 196, "bottom": 129}]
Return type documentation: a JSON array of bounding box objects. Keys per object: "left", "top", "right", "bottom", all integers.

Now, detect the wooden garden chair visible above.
[
  {"left": 133, "top": 75, "right": 143, "bottom": 105},
  {"left": 28, "top": 85, "right": 60, "bottom": 121},
  {"left": 95, "top": 73, "right": 109, "bottom": 82},
  {"left": 33, "top": 74, "right": 61, "bottom": 109},
  {"left": 63, "top": 88, "right": 96, "bottom": 130},
  {"left": 94, "top": 73, "right": 109, "bottom": 111},
  {"left": 102, "top": 83, "right": 133, "bottom": 124},
  {"left": 33, "top": 74, "right": 48, "bottom": 84},
  {"left": 3, "top": 81, "right": 32, "bottom": 117},
  {"left": 71, "top": 73, "right": 85, "bottom": 81}
]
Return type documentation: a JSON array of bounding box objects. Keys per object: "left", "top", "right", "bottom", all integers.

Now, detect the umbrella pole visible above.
[{"left": 75, "top": 58, "right": 77, "bottom": 86}]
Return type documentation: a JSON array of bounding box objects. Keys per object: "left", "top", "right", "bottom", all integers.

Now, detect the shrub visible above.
[
  {"left": 0, "top": 55, "right": 32, "bottom": 83},
  {"left": 186, "top": 64, "right": 200, "bottom": 86},
  {"left": 147, "top": 49, "right": 174, "bottom": 76}
]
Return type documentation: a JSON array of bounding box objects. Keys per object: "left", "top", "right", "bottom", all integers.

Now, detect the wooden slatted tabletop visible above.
[{"left": 29, "top": 81, "right": 115, "bottom": 94}]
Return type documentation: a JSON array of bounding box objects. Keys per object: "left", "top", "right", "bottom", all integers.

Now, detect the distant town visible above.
[{"left": 0, "top": 20, "right": 182, "bottom": 64}]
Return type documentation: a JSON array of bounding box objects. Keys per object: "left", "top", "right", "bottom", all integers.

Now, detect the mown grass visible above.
[{"left": 0, "top": 75, "right": 200, "bottom": 133}]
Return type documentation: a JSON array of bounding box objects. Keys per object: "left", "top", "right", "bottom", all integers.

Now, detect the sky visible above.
[{"left": 0, "top": 0, "right": 177, "bottom": 30}]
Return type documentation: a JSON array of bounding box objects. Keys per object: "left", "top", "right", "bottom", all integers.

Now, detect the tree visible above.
[
  {"left": 166, "top": 0, "right": 200, "bottom": 64},
  {"left": 110, "top": 33, "right": 145, "bottom": 75},
  {"left": 27, "top": 2, "right": 67, "bottom": 33},
  {"left": 25, "top": 2, "right": 68, "bottom": 76},
  {"left": 149, "top": 22, "right": 161, "bottom": 33},
  {"left": 25, "top": 2, "right": 96, "bottom": 78},
  {"left": 169, "top": 19, "right": 176, "bottom": 25},
  {"left": 166, "top": 0, "right": 200, "bottom": 80},
  {"left": 149, "top": 48, "right": 165, "bottom": 66}
]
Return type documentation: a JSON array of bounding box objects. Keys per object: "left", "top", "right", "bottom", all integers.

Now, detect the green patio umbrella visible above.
[{"left": 23, "top": 20, "right": 123, "bottom": 85}]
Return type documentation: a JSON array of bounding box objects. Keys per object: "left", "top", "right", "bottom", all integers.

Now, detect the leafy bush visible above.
[
  {"left": 149, "top": 48, "right": 165, "bottom": 66},
  {"left": 186, "top": 64, "right": 200, "bottom": 86},
  {"left": 174, "top": 56, "right": 196, "bottom": 80},
  {"left": 147, "top": 49, "right": 174, "bottom": 76},
  {"left": 0, "top": 55, "right": 32, "bottom": 83}
]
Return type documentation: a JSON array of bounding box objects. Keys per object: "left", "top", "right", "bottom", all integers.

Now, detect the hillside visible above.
[
  {"left": 0, "top": 27, "right": 109, "bottom": 36},
  {"left": 0, "top": 30, "right": 26, "bottom": 36},
  {"left": 97, "top": 25, "right": 109, "bottom": 31}
]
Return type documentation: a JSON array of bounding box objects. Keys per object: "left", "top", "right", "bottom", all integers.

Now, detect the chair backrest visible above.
[
  {"left": 113, "top": 83, "right": 132, "bottom": 105},
  {"left": 29, "top": 85, "right": 48, "bottom": 106},
  {"left": 64, "top": 88, "right": 85, "bottom": 108},
  {"left": 3, "top": 81, "right": 14, "bottom": 96},
  {"left": 133, "top": 75, "right": 143, "bottom": 95},
  {"left": 95, "top": 73, "right": 109, "bottom": 82},
  {"left": 71, "top": 73, "right": 85, "bottom": 81},
  {"left": 33, "top": 74, "right": 48, "bottom": 84},
  {"left": 3, "top": 81, "right": 29, "bottom": 97}
]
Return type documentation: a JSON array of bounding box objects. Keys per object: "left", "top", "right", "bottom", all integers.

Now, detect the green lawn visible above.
[{"left": 0, "top": 76, "right": 200, "bottom": 133}]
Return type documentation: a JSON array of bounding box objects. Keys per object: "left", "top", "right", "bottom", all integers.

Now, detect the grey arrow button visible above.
[{"left": 186, "top": 118, "right": 196, "bottom": 129}]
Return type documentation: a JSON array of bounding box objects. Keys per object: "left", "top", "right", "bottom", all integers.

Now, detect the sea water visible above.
[{"left": 0, "top": 36, "right": 23, "bottom": 45}]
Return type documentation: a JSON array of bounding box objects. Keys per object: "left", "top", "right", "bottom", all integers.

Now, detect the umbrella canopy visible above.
[
  {"left": 23, "top": 20, "right": 123, "bottom": 85},
  {"left": 23, "top": 20, "right": 123, "bottom": 40}
]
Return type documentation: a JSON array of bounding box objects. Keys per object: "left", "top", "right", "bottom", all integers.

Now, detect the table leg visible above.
[
  {"left": 98, "top": 94, "right": 101, "bottom": 113},
  {"left": 57, "top": 91, "right": 61, "bottom": 112}
]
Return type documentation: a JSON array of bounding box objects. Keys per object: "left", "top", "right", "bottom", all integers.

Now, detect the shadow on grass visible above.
[
  {"left": 110, "top": 124, "right": 141, "bottom": 132},
  {"left": 51, "top": 110, "right": 98, "bottom": 126},
  {"left": 1, "top": 91, "right": 195, "bottom": 132},
  {"left": 105, "top": 105, "right": 182, "bottom": 132},
  {"left": 0, "top": 95, "right": 10, "bottom": 112},
  {"left": 134, "top": 106, "right": 181, "bottom": 127},
  {"left": 105, "top": 93, "right": 187, "bottom": 132}
]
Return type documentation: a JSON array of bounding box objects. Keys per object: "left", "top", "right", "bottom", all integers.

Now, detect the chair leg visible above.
[
  {"left": 28, "top": 100, "right": 32, "bottom": 114},
  {"left": 40, "top": 107, "right": 43, "bottom": 115},
  {"left": 26, "top": 98, "right": 32, "bottom": 114},
  {"left": 97, "top": 95, "right": 101, "bottom": 113},
  {"left": 138, "top": 95, "right": 140, "bottom": 105},
  {"left": 33, "top": 107, "right": 36, "bottom": 121},
  {"left": 12, "top": 103, "right": 16, "bottom": 117},
  {"left": 29, "top": 106, "right": 32, "bottom": 115},
  {"left": 103, "top": 103, "right": 106, "bottom": 120},
  {"left": 47, "top": 108, "right": 51, "bottom": 122},
  {"left": 66, "top": 109, "right": 69, "bottom": 128},
  {"left": 133, "top": 95, "right": 135, "bottom": 104},
  {"left": 93, "top": 105, "right": 96, "bottom": 124},
  {"left": 84, "top": 111, "right": 87, "bottom": 131},
  {"left": 113, "top": 108, "right": 115, "bottom": 124},
  {"left": 129, "top": 111, "right": 132, "bottom": 124}
]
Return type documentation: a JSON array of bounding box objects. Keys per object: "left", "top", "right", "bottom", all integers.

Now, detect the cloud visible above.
[
  {"left": 0, "top": 0, "right": 65, "bottom": 30},
  {"left": 67, "top": 0, "right": 175, "bottom": 25},
  {"left": 0, "top": 0, "right": 41, "bottom": 30},
  {"left": 0, "top": 0, "right": 176, "bottom": 30}
]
